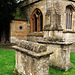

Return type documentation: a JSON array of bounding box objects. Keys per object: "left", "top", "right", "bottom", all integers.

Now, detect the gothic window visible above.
[
  {"left": 66, "top": 6, "right": 73, "bottom": 29},
  {"left": 30, "top": 8, "right": 43, "bottom": 33}
]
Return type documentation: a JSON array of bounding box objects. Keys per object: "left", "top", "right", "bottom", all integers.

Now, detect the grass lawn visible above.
[
  {"left": 49, "top": 52, "right": 75, "bottom": 75},
  {"left": 0, "top": 49, "right": 16, "bottom": 75},
  {"left": 0, "top": 49, "right": 75, "bottom": 75}
]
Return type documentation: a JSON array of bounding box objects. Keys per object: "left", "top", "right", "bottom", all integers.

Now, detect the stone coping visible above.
[
  {"left": 63, "top": 30, "right": 75, "bottom": 33},
  {"left": 38, "top": 41, "right": 73, "bottom": 45},
  {"left": 20, "top": 0, "right": 42, "bottom": 8},
  {"left": 44, "top": 29, "right": 63, "bottom": 31},
  {"left": 12, "top": 46, "right": 53, "bottom": 58}
]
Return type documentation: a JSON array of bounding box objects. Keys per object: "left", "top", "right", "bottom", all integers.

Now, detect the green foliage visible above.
[
  {"left": 0, "top": 0, "right": 18, "bottom": 19},
  {"left": 12, "top": 7, "right": 26, "bottom": 20},
  {"left": 0, "top": 49, "right": 16, "bottom": 75},
  {"left": 49, "top": 53, "right": 75, "bottom": 75}
]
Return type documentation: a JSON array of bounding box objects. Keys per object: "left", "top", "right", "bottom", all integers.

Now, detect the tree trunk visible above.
[{"left": 1, "top": 30, "right": 6, "bottom": 43}]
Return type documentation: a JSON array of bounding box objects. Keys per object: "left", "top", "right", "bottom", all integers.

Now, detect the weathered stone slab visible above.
[
  {"left": 12, "top": 46, "right": 53, "bottom": 58},
  {"left": 17, "top": 40, "right": 47, "bottom": 53}
]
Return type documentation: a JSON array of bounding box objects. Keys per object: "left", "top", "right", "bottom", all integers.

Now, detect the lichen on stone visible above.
[{"left": 44, "top": 37, "right": 64, "bottom": 42}]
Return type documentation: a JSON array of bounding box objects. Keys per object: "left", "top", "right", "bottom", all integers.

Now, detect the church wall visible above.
[
  {"left": 10, "top": 0, "right": 75, "bottom": 43},
  {"left": 21, "top": 0, "right": 75, "bottom": 43},
  {"left": 21, "top": 0, "right": 47, "bottom": 42},
  {"left": 61, "top": 0, "right": 75, "bottom": 31},
  {"left": 61, "top": 0, "right": 75, "bottom": 43},
  {"left": 63, "top": 32, "right": 75, "bottom": 42}
]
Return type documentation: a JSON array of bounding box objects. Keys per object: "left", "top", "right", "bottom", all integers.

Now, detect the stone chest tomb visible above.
[{"left": 13, "top": 40, "right": 53, "bottom": 75}]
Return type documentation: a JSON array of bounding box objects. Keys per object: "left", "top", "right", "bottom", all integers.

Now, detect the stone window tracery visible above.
[
  {"left": 66, "top": 6, "right": 73, "bottom": 29},
  {"left": 30, "top": 8, "right": 43, "bottom": 33}
]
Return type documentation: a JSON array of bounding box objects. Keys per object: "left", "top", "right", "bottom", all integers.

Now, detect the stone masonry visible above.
[
  {"left": 10, "top": 20, "right": 27, "bottom": 43},
  {"left": 10, "top": 0, "right": 75, "bottom": 44},
  {"left": 13, "top": 40, "right": 73, "bottom": 75}
]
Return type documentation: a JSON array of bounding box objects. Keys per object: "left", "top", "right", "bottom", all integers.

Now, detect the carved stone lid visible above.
[
  {"left": 16, "top": 40, "right": 47, "bottom": 53},
  {"left": 12, "top": 46, "right": 53, "bottom": 58}
]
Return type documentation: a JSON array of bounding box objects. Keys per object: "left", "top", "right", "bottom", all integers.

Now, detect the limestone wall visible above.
[
  {"left": 22, "top": 0, "right": 47, "bottom": 34},
  {"left": 61, "top": 0, "right": 75, "bottom": 30},
  {"left": 21, "top": 0, "right": 75, "bottom": 43},
  {"left": 61, "top": 0, "right": 75, "bottom": 43},
  {"left": 63, "top": 32, "right": 75, "bottom": 42}
]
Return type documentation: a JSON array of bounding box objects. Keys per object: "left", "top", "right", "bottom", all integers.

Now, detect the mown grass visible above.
[
  {"left": 0, "top": 49, "right": 16, "bottom": 75},
  {"left": 0, "top": 49, "right": 75, "bottom": 75},
  {"left": 49, "top": 52, "right": 75, "bottom": 75}
]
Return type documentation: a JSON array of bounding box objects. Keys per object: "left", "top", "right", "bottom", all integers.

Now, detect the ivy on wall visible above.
[{"left": 12, "top": 7, "right": 27, "bottom": 20}]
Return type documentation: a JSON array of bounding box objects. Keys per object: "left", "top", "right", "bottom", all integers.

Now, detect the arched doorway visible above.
[{"left": 30, "top": 8, "right": 43, "bottom": 33}]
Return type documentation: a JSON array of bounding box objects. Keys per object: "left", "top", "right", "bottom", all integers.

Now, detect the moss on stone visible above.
[
  {"left": 14, "top": 69, "right": 22, "bottom": 75},
  {"left": 12, "top": 7, "right": 27, "bottom": 20},
  {"left": 44, "top": 37, "right": 64, "bottom": 42}
]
